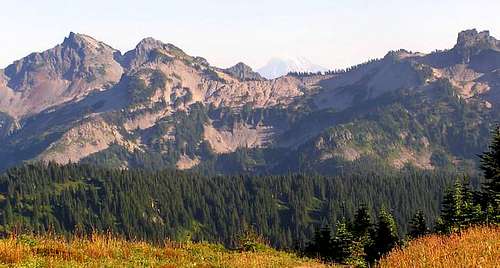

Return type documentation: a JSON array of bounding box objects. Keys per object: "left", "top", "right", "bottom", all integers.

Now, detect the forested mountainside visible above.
[
  {"left": 0, "top": 161, "right": 468, "bottom": 248},
  {"left": 0, "top": 29, "right": 499, "bottom": 174},
  {"left": 2, "top": 126, "right": 499, "bottom": 267}
]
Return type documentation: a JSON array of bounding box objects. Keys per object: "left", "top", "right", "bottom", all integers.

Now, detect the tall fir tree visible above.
[
  {"left": 351, "top": 205, "right": 372, "bottom": 238},
  {"left": 408, "top": 210, "right": 428, "bottom": 238},
  {"left": 373, "top": 208, "right": 399, "bottom": 259},
  {"left": 460, "top": 180, "right": 483, "bottom": 226},
  {"left": 351, "top": 205, "right": 375, "bottom": 264},
  {"left": 438, "top": 180, "right": 465, "bottom": 233},
  {"left": 437, "top": 179, "right": 482, "bottom": 233},
  {"left": 332, "top": 220, "right": 354, "bottom": 263},
  {"left": 304, "top": 225, "right": 334, "bottom": 261},
  {"left": 479, "top": 126, "right": 500, "bottom": 222}
]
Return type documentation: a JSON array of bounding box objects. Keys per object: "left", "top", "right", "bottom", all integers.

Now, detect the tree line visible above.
[
  {"left": 286, "top": 58, "right": 381, "bottom": 78},
  {"left": 302, "top": 127, "right": 500, "bottom": 266},
  {"left": 0, "top": 127, "right": 497, "bottom": 266},
  {"left": 0, "top": 161, "right": 463, "bottom": 249}
]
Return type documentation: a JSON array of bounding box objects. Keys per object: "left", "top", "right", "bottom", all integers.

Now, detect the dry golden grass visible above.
[
  {"left": 379, "top": 225, "right": 500, "bottom": 268},
  {"left": 0, "top": 233, "right": 332, "bottom": 268}
]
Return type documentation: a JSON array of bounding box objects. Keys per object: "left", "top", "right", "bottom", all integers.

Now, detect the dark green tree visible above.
[
  {"left": 460, "top": 180, "right": 483, "bottom": 226},
  {"left": 438, "top": 180, "right": 464, "bottom": 233},
  {"left": 332, "top": 220, "right": 353, "bottom": 263},
  {"left": 304, "top": 225, "right": 334, "bottom": 261},
  {"left": 479, "top": 126, "right": 500, "bottom": 222},
  {"left": 351, "top": 205, "right": 375, "bottom": 264},
  {"left": 373, "top": 208, "right": 399, "bottom": 259},
  {"left": 437, "top": 180, "right": 481, "bottom": 233},
  {"left": 408, "top": 210, "right": 428, "bottom": 238},
  {"left": 351, "top": 205, "right": 372, "bottom": 238}
]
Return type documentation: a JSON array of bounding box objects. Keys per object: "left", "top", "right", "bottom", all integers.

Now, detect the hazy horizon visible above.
[{"left": 1, "top": 0, "right": 499, "bottom": 70}]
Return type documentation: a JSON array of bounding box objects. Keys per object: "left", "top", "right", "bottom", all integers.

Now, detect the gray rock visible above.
[{"left": 224, "top": 62, "right": 264, "bottom": 81}]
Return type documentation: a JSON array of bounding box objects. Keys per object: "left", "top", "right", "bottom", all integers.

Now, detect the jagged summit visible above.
[
  {"left": 121, "top": 37, "right": 191, "bottom": 69},
  {"left": 224, "top": 62, "right": 264, "bottom": 81},
  {"left": 454, "top": 29, "right": 499, "bottom": 51},
  {"left": 62, "top": 32, "right": 116, "bottom": 51},
  {"left": 0, "top": 29, "right": 499, "bottom": 173},
  {"left": 0, "top": 32, "right": 123, "bottom": 117},
  {"left": 384, "top": 49, "right": 424, "bottom": 60},
  {"left": 452, "top": 29, "right": 499, "bottom": 64},
  {"left": 135, "top": 37, "right": 167, "bottom": 51},
  {"left": 63, "top": 32, "right": 95, "bottom": 46}
]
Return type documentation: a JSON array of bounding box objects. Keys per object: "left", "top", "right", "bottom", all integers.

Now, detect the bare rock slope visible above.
[{"left": 0, "top": 29, "right": 499, "bottom": 172}]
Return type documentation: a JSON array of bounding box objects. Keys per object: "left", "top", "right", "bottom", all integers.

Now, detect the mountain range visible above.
[{"left": 0, "top": 29, "right": 499, "bottom": 174}]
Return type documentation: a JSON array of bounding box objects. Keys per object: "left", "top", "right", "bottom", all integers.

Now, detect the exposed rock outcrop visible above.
[
  {"left": 1, "top": 32, "right": 123, "bottom": 118},
  {"left": 223, "top": 62, "right": 264, "bottom": 81},
  {"left": 453, "top": 29, "right": 499, "bottom": 63},
  {"left": 0, "top": 29, "right": 498, "bottom": 172},
  {"left": 40, "top": 116, "right": 139, "bottom": 164}
]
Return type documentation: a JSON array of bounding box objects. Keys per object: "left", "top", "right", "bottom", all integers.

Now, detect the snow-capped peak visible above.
[{"left": 257, "top": 57, "right": 327, "bottom": 79}]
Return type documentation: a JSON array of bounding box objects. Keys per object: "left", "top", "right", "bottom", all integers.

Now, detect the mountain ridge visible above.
[{"left": 0, "top": 29, "right": 498, "bottom": 174}]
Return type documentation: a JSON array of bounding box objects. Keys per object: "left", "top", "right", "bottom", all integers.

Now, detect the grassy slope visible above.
[
  {"left": 379, "top": 225, "right": 500, "bottom": 268},
  {"left": 0, "top": 233, "right": 330, "bottom": 268}
]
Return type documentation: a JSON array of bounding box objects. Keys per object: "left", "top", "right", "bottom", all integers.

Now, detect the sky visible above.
[{"left": 1, "top": 0, "right": 499, "bottom": 70}]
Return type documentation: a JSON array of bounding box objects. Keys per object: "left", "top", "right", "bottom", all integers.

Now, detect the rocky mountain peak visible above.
[
  {"left": 61, "top": 32, "right": 117, "bottom": 54},
  {"left": 122, "top": 37, "right": 190, "bottom": 69},
  {"left": 224, "top": 62, "right": 264, "bottom": 81},
  {"left": 452, "top": 29, "right": 499, "bottom": 63},
  {"left": 1, "top": 32, "right": 123, "bottom": 117},
  {"left": 0, "top": 29, "right": 499, "bottom": 173},
  {"left": 63, "top": 32, "right": 93, "bottom": 47},
  {"left": 384, "top": 49, "right": 422, "bottom": 60},
  {"left": 455, "top": 29, "right": 499, "bottom": 50},
  {"left": 136, "top": 37, "right": 166, "bottom": 50}
]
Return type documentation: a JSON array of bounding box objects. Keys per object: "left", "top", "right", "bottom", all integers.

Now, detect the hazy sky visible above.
[{"left": 1, "top": 0, "right": 499, "bottom": 70}]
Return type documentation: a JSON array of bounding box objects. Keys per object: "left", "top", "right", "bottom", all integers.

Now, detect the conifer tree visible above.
[
  {"left": 352, "top": 205, "right": 372, "bottom": 238},
  {"left": 351, "top": 205, "right": 375, "bottom": 264},
  {"left": 408, "top": 210, "right": 428, "bottom": 238},
  {"left": 479, "top": 126, "right": 500, "bottom": 221},
  {"left": 438, "top": 180, "right": 481, "bottom": 232},
  {"left": 439, "top": 181, "right": 464, "bottom": 232},
  {"left": 373, "top": 208, "right": 399, "bottom": 258},
  {"left": 460, "top": 180, "right": 483, "bottom": 225},
  {"left": 332, "top": 220, "right": 353, "bottom": 263},
  {"left": 304, "top": 225, "right": 333, "bottom": 261}
]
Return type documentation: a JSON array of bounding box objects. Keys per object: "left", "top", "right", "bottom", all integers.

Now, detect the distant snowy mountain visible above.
[{"left": 257, "top": 57, "right": 328, "bottom": 79}]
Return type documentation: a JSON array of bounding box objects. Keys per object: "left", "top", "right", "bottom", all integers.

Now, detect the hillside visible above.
[
  {"left": 379, "top": 226, "right": 500, "bottom": 268},
  {"left": 3, "top": 131, "right": 499, "bottom": 266},
  {"left": 0, "top": 29, "right": 498, "bottom": 174},
  {"left": 0, "top": 162, "right": 462, "bottom": 249},
  {"left": 0, "top": 233, "right": 329, "bottom": 268}
]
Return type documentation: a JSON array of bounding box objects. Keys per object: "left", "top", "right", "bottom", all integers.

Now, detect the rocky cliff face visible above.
[
  {"left": 453, "top": 29, "right": 499, "bottom": 63},
  {"left": 0, "top": 29, "right": 499, "bottom": 173},
  {"left": 0, "top": 33, "right": 123, "bottom": 118},
  {"left": 223, "top": 62, "right": 264, "bottom": 81}
]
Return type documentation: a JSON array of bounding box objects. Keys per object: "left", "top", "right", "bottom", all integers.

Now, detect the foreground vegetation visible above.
[
  {"left": 0, "top": 233, "right": 329, "bottom": 268},
  {"left": 379, "top": 225, "right": 500, "bottom": 268}
]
